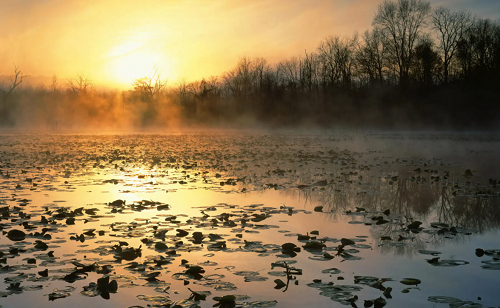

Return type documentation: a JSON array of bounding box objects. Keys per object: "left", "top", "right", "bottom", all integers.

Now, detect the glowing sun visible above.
[{"left": 107, "top": 41, "right": 168, "bottom": 86}]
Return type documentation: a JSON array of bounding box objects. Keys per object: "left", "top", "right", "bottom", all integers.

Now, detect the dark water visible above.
[{"left": 0, "top": 131, "right": 499, "bottom": 308}]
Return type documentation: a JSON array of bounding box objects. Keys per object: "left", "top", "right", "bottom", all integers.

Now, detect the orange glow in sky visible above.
[{"left": 1, "top": 0, "right": 498, "bottom": 89}]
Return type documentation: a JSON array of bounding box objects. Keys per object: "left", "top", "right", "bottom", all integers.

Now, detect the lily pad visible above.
[
  {"left": 274, "top": 279, "right": 286, "bottom": 289},
  {"left": 449, "top": 301, "right": 482, "bottom": 308},
  {"left": 303, "top": 241, "right": 325, "bottom": 250},
  {"left": 234, "top": 271, "right": 259, "bottom": 277},
  {"left": 418, "top": 250, "right": 442, "bottom": 255},
  {"left": 428, "top": 259, "right": 469, "bottom": 267},
  {"left": 481, "top": 259, "right": 500, "bottom": 270},
  {"left": 46, "top": 286, "right": 76, "bottom": 301},
  {"left": 321, "top": 268, "right": 341, "bottom": 275},
  {"left": 7, "top": 229, "right": 26, "bottom": 241},
  {"left": 240, "top": 300, "right": 278, "bottom": 308},
  {"left": 340, "top": 238, "right": 355, "bottom": 246},
  {"left": 244, "top": 276, "right": 269, "bottom": 282},
  {"left": 428, "top": 296, "right": 462, "bottom": 303},
  {"left": 400, "top": 278, "right": 421, "bottom": 286}
]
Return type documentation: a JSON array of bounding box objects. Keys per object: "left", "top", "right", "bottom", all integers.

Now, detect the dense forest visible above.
[{"left": 1, "top": 0, "right": 499, "bottom": 130}]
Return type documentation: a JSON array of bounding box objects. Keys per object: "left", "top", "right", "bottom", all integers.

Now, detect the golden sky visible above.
[{"left": 1, "top": 0, "right": 498, "bottom": 89}]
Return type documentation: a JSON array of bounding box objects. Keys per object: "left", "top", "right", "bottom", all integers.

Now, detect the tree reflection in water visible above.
[{"left": 283, "top": 169, "right": 500, "bottom": 256}]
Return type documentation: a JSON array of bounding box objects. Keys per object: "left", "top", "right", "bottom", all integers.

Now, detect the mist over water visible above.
[{"left": 0, "top": 131, "right": 499, "bottom": 308}]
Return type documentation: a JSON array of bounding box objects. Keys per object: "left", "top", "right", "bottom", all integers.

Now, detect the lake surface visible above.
[{"left": 1, "top": 131, "right": 499, "bottom": 308}]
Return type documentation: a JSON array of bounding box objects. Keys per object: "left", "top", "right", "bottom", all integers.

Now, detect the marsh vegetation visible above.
[{"left": 0, "top": 131, "right": 499, "bottom": 307}]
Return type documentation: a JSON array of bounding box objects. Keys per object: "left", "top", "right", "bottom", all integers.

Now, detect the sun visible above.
[
  {"left": 106, "top": 41, "right": 169, "bottom": 87},
  {"left": 111, "top": 52, "right": 160, "bottom": 84}
]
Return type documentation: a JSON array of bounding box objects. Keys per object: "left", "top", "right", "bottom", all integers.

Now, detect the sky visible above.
[{"left": 1, "top": 0, "right": 499, "bottom": 89}]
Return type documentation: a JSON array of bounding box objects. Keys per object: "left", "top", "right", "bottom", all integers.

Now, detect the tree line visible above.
[{"left": 1, "top": 0, "right": 499, "bottom": 129}]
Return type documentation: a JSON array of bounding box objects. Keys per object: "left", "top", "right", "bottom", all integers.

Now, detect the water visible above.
[{"left": 0, "top": 131, "right": 499, "bottom": 308}]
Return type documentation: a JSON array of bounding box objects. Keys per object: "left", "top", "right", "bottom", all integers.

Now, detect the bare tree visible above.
[
  {"left": 51, "top": 75, "right": 61, "bottom": 92},
  {"left": 252, "top": 57, "right": 269, "bottom": 94},
  {"left": 222, "top": 57, "right": 258, "bottom": 102},
  {"left": 432, "top": 6, "right": 472, "bottom": 83},
  {"left": 235, "top": 56, "right": 255, "bottom": 100},
  {"left": 469, "top": 19, "right": 499, "bottom": 73},
  {"left": 175, "top": 78, "right": 197, "bottom": 115},
  {"left": 373, "top": 0, "right": 431, "bottom": 86},
  {"left": 186, "top": 76, "right": 221, "bottom": 116},
  {"left": 222, "top": 69, "right": 239, "bottom": 98},
  {"left": 0, "top": 65, "right": 30, "bottom": 98},
  {"left": 276, "top": 57, "right": 301, "bottom": 90},
  {"left": 176, "top": 79, "right": 189, "bottom": 99},
  {"left": 456, "top": 18, "right": 500, "bottom": 80},
  {"left": 300, "top": 50, "right": 320, "bottom": 96},
  {"left": 413, "top": 36, "right": 442, "bottom": 86},
  {"left": 131, "top": 66, "right": 167, "bottom": 103},
  {"left": 356, "top": 28, "right": 387, "bottom": 84},
  {"left": 67, "top": 74, "right": 93, "bottom": 96},
  {"left": 317, "top": 34, "right": 358, "bottom": 89}
]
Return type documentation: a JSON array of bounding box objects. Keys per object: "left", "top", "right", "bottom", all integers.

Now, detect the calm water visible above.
[{"left": 0, "top": 131, "right": 499, "bottom": 308}]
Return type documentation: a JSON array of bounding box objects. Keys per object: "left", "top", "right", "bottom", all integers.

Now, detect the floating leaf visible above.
[
  {"left": 7, "top": 229, "right": 26, "bottom": 241},
  {"left": 428, "top": 296, "right": 461, "bottom": 304},
  {"left": 274, "top": 279, "right": 286, "bottom": 289},
  {"left": 430, "top": 222, "right": 449, "bottom": 228},
  {"left": 281, "top": 243, "right": 298, "bottom": 251},
  {"left": 418, "top": 250, "right": 441, "bottom": 256},
  {"left": 309, "top": 255, "right": 335, "bottom": 261},
  {"left": 188, "top": 288, "right": 210, "bottom": 301},
  {"left": 400, "top": 278, "right": 421, "bottom": 286},
  {"left": 240, "top": 300, "right": 278, "bottom": 308},
  {"left": 213, "top": 294, "right": 236, "bottom": 307},
  {"left": 481, "top": 259, "right": 500, "bottom": 270},
  {"left": 155, "top": 242, "right": 168, "bottom": 250},
  {"left": 428, "top": 259, "right": 469, "bottom": 267},
  {"left": 234, "top": 271, "right": 259, "bottom": 277},
  {"left": 475, "top": 248, "right": 484, "bottom": 257},
  {"left": 340, "top": 238, "right": 355, "bottom": 246},
  {"left": 47, "top": 286, "right": 75, "bottom": 301},
  {"left": 303, "top": 241, "right": 325, "bottom": 250},
  {"left": 322, "top": 268, "right": 341, "bottom": 275},
  {"left": 449, "top": 301, "right": 482, "bottom": 308},
  {"left": 271, "top": 260, "right": 297, "bottom": 269},
  {"left": 244, "top": 276, "right": 268, "bottom": 282},
  {"left": 267, "top": 271, "right": 287, "bottom": 277}
]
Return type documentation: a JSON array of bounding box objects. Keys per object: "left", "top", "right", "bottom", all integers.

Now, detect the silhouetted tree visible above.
[
  {"left": 223, "top": 57, "right": 253, "bottom": 107},
  {"left": 413, "top": 37, "right": 441, "bottom": 86},
  {"left": 317, "top": 34, "right": 358, "bottom": 90},
  {"left": 131, "top": 66, "right": 166, "bottom": 104},
  {"left": 67, "top": 74, "right": 93, "bottom": 96},
  {"left": 252, "top": 57, "right": 269, "bottom": 94},
  {"left": 432, "top": 7, "right": 472, "bottom": 84},
  {"left": 356, "top": 28, "right": 387, "bottom": 84},
  {"left": 187, "top": 76, "right": 220, "bottom": 118},
  {"left": 176, "top": 78, "right": 194, "bottom": 115},
  {"left": 0, "top": 65, "right": 29, "bottom": 99},
  {"left": 456, "top": 30, "right": 474, "bottom": 80},
  {"left": 300, "top": 50, "right": 320, "bottom": 97},
  {"left": 373, "top": 0, "right": 431, "bottom": 86},
  {"left": 251, "top": 57, "right": 274, "bottom": 115},
  {"left": 471, "top": 19, "right": 499, "bottom": 78},
  {"left": 0, "top": 65, "right": 30, "bottom": 126},
  {"left": 276, "top": 57, "right": 301, "bottom": 90},
  {"left": 456, "top": 18, "right": 500, "bottom": 85},
  {"left": 51, "top": 75, "right": 61, "bottom": 92}
]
